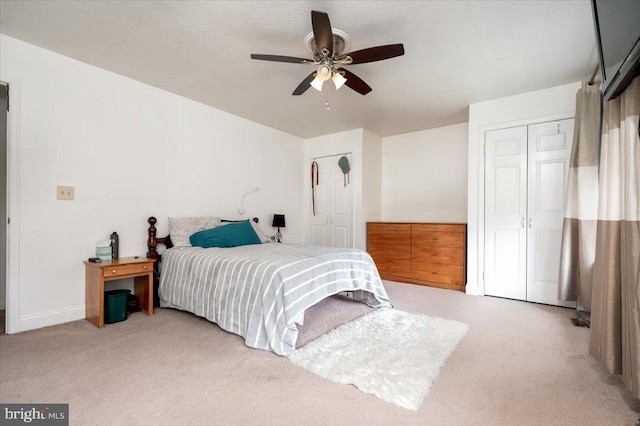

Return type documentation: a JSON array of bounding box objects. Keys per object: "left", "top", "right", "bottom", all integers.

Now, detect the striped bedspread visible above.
[{"left": 159, "top": 243, "right": 391, "bottom": 356}]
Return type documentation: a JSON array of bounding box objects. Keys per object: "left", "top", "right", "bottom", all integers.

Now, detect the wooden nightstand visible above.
[{"left": 84, "top": 257, "right": 155, "bottom": 328}]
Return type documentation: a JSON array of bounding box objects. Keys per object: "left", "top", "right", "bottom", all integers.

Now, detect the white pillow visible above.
[
  {"left": 168, "top": 216, "right": 221, "bottom": 247},
  {"left": 250, "top": 220, "right": 272, "bottom": 243}
]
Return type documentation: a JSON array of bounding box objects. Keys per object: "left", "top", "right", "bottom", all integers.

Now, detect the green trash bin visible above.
[{"left": 104, "top": 289, "right": 130, "bottom": 324}]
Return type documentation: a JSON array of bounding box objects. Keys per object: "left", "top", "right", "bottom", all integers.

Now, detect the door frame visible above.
[
  {"left": 474, "top": 113, "right": 573, "bottom": 297},
  {"left": 1, "top": 74, "right": 21, "bottom": 334}
]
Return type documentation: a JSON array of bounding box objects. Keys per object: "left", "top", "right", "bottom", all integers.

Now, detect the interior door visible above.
[
  {"left": 526, "top": 120, "right": 575, "bottom": 306},
  {"left": 484, "top": 126, "right": 528, "bottom": 300},
  {"left": 310, "top": 154, "right": 352, "bottom": 248},
  {"left": 484, "top": 119, "right": 575, "bottom": 306}
]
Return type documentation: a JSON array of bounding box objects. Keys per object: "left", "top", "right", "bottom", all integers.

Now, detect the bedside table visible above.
[{"left": 84, "top": 257, "right": 155, "bottom": 328}]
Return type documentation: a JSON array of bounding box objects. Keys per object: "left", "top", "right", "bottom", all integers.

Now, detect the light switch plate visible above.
[{"left": 57, "top": 185, "right": 74, "bottom": 201}]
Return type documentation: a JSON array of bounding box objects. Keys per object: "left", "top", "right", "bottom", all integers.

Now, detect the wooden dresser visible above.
[{"left": 367, "top": 222, "right": 467, "bottom": 292}]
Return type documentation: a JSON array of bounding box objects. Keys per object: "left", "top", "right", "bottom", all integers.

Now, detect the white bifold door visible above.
[
  {"left": 484, "top": 119, "right": 576, "bottom": 307},
  {"left": 310, "top": 154, "right": 352, "bottom": 248}
]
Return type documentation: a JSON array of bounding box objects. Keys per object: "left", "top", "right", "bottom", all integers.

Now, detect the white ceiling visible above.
[{"left": 0, "top": 0, "right": 597, "bottom": 138}]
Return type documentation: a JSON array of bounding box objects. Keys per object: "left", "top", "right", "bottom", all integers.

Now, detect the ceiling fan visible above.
[{"left": 250, "top": 10, "right": 405, "bottom": 96}]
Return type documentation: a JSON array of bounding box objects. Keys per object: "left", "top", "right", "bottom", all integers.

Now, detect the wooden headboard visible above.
[
  {"left": 145, "top": 216, "right": 260, "bottom": 306},
  {"left": 146, "top": 216, "right": 172, "bottom": 262}
]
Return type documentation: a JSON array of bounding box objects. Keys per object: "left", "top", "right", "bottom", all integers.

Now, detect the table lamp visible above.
[{"left": 272, "top": 214, "right": 285, "bottom": 243}]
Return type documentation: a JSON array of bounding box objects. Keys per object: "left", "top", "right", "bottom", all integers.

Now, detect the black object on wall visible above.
[{"left": 591, "top": 0, "right": 640, "bottom": 100}]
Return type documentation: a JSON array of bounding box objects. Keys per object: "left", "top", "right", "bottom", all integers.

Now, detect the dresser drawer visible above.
[
  {"left": 368, "top": 243, "right": 411, "bottom": 261},
  {"left": 104, "top": 262, "right": 152, "bottom": 278},
  {"left": 412, "top": 246, "right": 464, "bottom": 265},
  {"left": 375, "top": 260, "right": 412, "bottom": 280},
  {"left": 367, "top": 223, "right": 411, "bottom": 244},
  {"left": 412, "top": 230, "right": 465, "bottom": 248},
  {"left": 411, "top": 262, "right": 464, "bottom": 285},
  {"left": 368, "top": 243, "right": 411, "bottom": 279},
  {"left": 412, "top": 223, "right": 465, "bottom": 233}
]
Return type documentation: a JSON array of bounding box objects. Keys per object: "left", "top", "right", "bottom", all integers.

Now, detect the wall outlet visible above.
[{"left": 57, "top": 185, "right": 74, "bottom": 201}]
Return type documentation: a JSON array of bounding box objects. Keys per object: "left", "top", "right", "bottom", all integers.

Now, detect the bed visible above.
[{"left": 146, "top": 216, "right": 391, "bottom": 356}]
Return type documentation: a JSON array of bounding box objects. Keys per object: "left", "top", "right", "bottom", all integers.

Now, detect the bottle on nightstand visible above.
[{"left": 110, "top": 232, "right": 119, "bottom": 259}]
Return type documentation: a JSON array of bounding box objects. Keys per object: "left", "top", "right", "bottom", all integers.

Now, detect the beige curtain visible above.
[
  {"left": 590, "top": 76, "right": 640, "bottom": 399},
  {"left": 558, "top": 79, "right": 601, "bottom": 310}
]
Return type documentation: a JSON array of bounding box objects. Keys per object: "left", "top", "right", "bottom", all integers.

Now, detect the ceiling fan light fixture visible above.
[
  {"left": 317, "top": 64, "right": 332, "bottom": 81},
  {"left": 310, "top": 75, "right": 324, "bottom": 91},
  {"left": 332, "top": 72, "right": 347, "bottom": 90},
  {"left": 251, "top": 11, "right": 404, "bottom": 97}
]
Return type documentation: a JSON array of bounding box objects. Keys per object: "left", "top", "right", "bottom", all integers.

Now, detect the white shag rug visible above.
[{"left": 288, "top": 307, "right": 469, "bottom": 411}]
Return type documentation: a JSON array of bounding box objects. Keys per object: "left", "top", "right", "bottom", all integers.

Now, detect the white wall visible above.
[
  {"left": 466, "top": 81, "right": 580, "bottom": 295},
  {"left": 381, "top": 123, "right": 468, "bottom": 222},
  {"left": 0, "top": 35, "right": 304, "bottom": 332},
  {"left": 362, "top": 129, "right": 382, "bottom": 224}
]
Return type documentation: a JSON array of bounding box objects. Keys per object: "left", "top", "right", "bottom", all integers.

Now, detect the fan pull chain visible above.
[{"left": 325, "top": 100, "right": 330, "bottom": 110}]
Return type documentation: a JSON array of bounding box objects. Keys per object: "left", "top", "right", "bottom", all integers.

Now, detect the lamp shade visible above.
[
  {"left": 310, "top": 76, "right": 324, "bottom": 91},
  {"left": 332, "top": 72, "right": 347, "bottom": 90},
  {"left": 272, "top": 214, "right": 286, "bottom": 228}
]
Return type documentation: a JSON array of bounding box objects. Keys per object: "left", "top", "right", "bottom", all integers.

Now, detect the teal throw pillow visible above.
[{"left": 190, "top": 220, "right": 261, "bottom": 248}]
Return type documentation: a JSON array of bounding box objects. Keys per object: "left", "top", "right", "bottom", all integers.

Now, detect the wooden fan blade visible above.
[
  {"left": 250, "top": 54, "right": 312, "bottom": 64},
  {"left": 292, "top": 72, "right": 316, "bottom": 96},
  {"left": 338, "top": 68, "right": 372, "bottom": 95},
  {"left": 311, "top": 10, "right": 333, "bottom": 56},
  {"left": 343, "top": 44, "right": 405, "bottom": 64}
]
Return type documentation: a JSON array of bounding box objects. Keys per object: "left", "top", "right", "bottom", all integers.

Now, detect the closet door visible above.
[
  {"left": 310, "top": 155, "right": 352, "bottom": 248},
  {"left": 484, "top": 126, "right": 528, "bottom": 300},
  {"left": 484, "top": 119, "right": 575, "bottom": 306},
  {"left": 526, "top": 120, "right": 575, "bottom": 306}
]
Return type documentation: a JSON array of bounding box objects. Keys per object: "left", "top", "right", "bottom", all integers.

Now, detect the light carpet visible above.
[{"left": 288, "top": 307, "right": 469, "bottom": 411}]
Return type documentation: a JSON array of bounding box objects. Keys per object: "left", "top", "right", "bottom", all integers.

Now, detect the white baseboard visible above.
[
  {"left": 15, "top": 306, "right": 85, "bottom": 333},
  {"left": 465, "top": 282, "right": 482, "bottom": 296}
]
